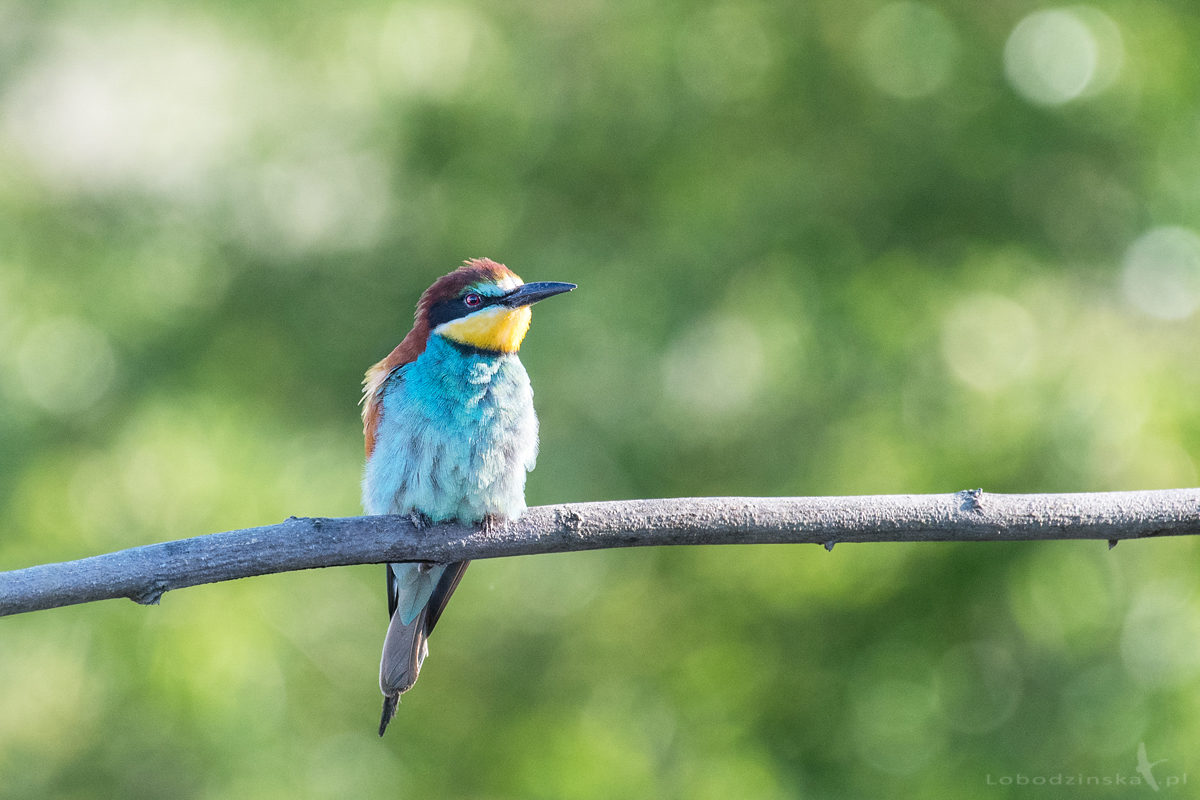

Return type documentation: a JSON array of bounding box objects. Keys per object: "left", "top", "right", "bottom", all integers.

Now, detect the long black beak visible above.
[{"left": 501, "top": 281, "right": 577, "bottom": 307}]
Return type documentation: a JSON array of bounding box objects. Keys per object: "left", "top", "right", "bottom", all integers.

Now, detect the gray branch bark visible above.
[{"left": 3, "top": 489, "right": 1200, "bottom": 617}]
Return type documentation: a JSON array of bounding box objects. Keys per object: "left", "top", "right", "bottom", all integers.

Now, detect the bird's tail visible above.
[
  {"left": 377, "top": 560, "right": 470, "bottom": 736},
  {"left": 379, "top": 695, "right": 398, "bottom": 737},
  {"left": 378, "top": 605, "right": 430, "bottom": 736}
]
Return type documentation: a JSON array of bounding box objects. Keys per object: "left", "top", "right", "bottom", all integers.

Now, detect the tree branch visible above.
[{"left": 3, "top": 489, "right": 1199, "bottom": 617}]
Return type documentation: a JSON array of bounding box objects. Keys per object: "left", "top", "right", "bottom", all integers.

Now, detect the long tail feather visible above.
[
  {"left": 376, "top": 560, "right": 470, "bottom": 736},
  {"left": 380, "top": 608, "right": 429, "bottom": 693},
  {"left": 378, "top": 605, "right": 430, "bottom": 736},
  {"left": 379, "top": 695, "right": 399, "bottom": 737}
]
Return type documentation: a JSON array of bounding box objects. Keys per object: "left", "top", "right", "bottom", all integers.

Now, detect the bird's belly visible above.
[
  {"left": 363, "top": 371, "right": 537, "bottom": 523},
  {"left": 383, "top": 424, "right": 532, "bottom": 522}
]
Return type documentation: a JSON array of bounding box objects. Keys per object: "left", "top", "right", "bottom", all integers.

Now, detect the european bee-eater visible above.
[{"left": 361, "top": 258, "right": 575, "bottom": 736}]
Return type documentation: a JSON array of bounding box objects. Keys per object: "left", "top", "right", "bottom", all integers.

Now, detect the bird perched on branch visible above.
[{"left": 361, "top": 258, "right": 575, "bottom": 736}]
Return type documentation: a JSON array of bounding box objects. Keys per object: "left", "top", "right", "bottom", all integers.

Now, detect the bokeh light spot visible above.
[
  {"left": 858, "top": 2, "right": 960, "bottom": 99},
  {"left": 676, "top": 5, "right": 773, "bottom": 103},
  {"left": 1, "top": 16, "right": 244, "bottom": 196},
  {"left": 852, "top": 676, "right": 944, "bottom": 774},
  {"left": 378, "top": 4, "right": 495, "bottom": 97},
  {"left": 1008, "top": 545, "right": 1123, "bottom": 653},
  {"left": 127, "top": 235, "right": 232, "bottom": 321},
  {"left": 17, "top": 317, "right": 117, "bottom": 414},
  {"left": 935, "top": 642, "right": 1021, "bottom": 733},
  {"left": 1121, "top": 226, "right": 1200, "bottom": 320},
  {"left": 237, "top": 150, "right": 392, "bottom": 258},
  {"left": 940, "top": 293, "right": 1036, "bottom": 392},
  {"left": 1061, "top": 664, "right": 1148, "bottom": 756},
  {"left": 0, "top": 271, "right": 18, "bottom": 350},
  {"left": 662, "top": 315, "right": 765, "bottom": 419},
  {"left": 1004, "top": 7, "right": 1123, "bottom": 106},
  {"left": 1121, "top": 580, "right": 1200, "bottom": 689},
  {"left": 0, "top": 628, "right": 100, "bottom": 748}
]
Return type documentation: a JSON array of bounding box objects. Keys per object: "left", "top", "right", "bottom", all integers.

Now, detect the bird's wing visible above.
[
  {"left": 361, "top": 361, "right": 406, "bottom": 458},
  {"left": 385, "top": 563, "right": 398, "bottom": 619},
  {"left": 425, "top": 561, "right": 470, "bottom": 635},
  {"left": 362, "top": 329, "right": 428, "bottom": 458}
]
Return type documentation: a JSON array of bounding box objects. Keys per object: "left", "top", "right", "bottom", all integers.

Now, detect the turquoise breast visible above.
[{"left": 362, "top": 334, "right": 539, "bottom": 523}]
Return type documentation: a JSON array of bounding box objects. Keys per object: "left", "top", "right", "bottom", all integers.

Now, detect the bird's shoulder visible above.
[{"left": 362, "top": 329, "right": 427, "bottom": 457}]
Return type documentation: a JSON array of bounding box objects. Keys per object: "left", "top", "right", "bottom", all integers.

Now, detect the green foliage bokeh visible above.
[{"left": 2, "top": 1, "right": 1200, "bottom": 797}]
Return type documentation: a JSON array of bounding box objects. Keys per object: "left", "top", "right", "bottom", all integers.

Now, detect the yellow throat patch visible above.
[{"left": 435, "top": 305, "right": 533, "bottom": 353}]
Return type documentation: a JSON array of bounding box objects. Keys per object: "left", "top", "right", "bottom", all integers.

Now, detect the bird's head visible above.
[{"left": 417, "top": 258, "right": 575, "bottom": 354}]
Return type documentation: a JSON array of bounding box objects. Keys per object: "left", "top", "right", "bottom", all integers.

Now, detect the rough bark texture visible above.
[{"left": 3, "top": 489, "right": 1199, "bottom": 616}]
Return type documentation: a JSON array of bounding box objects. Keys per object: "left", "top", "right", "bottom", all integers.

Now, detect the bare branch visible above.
[{"left": 3, "top": 489, "right": 1200, "bottom": 617}]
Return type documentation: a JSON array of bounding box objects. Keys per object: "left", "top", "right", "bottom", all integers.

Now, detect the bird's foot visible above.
[
  {"left": 480, "top": 514, "right": 505, "bottom": 534},
  {"left": 408, "top": 511, "right": 432, "bottom": 531}
]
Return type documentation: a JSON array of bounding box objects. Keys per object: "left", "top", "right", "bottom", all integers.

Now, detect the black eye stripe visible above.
[{"left": 427, "top": 291, "right": 504, "bottom": 328}]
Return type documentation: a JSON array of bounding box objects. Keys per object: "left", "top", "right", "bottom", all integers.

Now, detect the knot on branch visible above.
[
  {"left": 959, "top": 488, "right": 985, "bottom": 513},
  {"left": 554, "top": 506, "right": 585, "bottom": 537},
  {"left": 131, "top": 582, "right": 168, "bottom": 606}
]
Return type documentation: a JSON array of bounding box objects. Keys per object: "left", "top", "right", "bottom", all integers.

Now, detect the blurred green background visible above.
[{"left": 3, "top": 0, "right": 1200, "bottom": 797}]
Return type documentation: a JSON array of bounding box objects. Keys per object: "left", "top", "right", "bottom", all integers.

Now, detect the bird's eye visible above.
[{"left": 463, "top": 293, "right": 483, "bottom": 308}]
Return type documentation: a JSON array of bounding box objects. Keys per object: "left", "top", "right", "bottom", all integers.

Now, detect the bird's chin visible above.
[{"left": 434, "top": 306, "right": 532, "bottom": 353}]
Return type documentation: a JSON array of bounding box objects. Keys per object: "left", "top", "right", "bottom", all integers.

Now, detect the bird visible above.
[
  {"left": 1135, "top": 742, "right": 1167, "bottom": 791},
  {"left": 360, "top": 258, "right": 575, "bottom": 736}
]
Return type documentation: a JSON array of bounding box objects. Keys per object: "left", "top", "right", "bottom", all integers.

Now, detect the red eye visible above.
[{"left": 464, "top": 293, "right": 483, "bottom": 308}]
